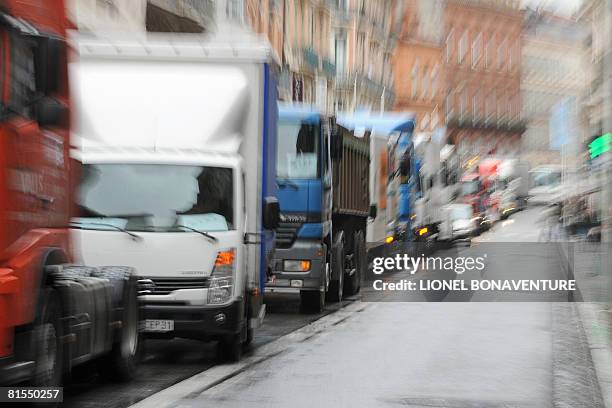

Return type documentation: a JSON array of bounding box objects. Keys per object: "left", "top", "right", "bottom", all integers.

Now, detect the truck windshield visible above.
[
  {"left": 529, "top": 170, "right": 561, "bottom": 188},
  {"left": 277, "top": 121, "right": 320, "bottom": 179},
  {"left": 450, "top": 205, "right": 473, "bottom": 220},
  {"left": 76, "top": 164, "right": 234, "bottom": 231},
  {"left": 461, "top": 180, "right": 480, "bottom": 195}
]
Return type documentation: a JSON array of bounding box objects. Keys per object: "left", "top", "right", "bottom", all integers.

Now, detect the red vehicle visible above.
[
  {"left": 459, "top": 158, "right": 502, "bottom": 230},
  {"left": 0, "top": 0, "right": 140, "bottom": 386}
]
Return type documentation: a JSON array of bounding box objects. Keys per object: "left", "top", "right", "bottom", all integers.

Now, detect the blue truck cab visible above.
[{"left": 265, "top": 104, "right": 331, "bottom": 311}]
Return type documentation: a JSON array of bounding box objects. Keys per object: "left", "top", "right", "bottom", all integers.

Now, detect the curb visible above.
[
  {"left": 578, "top": 303, "right": 612, "bottom": 408},
  {"left": 557, "top": 241, "right": 611, "bottom": 407}
]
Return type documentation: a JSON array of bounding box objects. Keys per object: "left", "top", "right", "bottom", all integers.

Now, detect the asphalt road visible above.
[
  {"left": 152, "top": 207, "right": 605, "bottom": 408},
  {"left": 63, "top": 295, "right": 354, "bottom": 408},
  {"left": 64, "top": 207, "right": 606, "bottom": 408}
]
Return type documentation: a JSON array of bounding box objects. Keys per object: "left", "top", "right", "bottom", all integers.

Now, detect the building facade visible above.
[
  {"left": 443, "top": 0, "right": 524, "bottom": 158},
  {"left": 69, "top": 0, "right": 214, "bottom": 33},
  {"left": 521, "top": 9, "right": 586, "bottom": 167},
  {"left": 333, "top": 0, "right": 397, "bottom": 112},
  {"left": 578, "top": 0, "right": 612, "bottom": 244},
  {"left": 392, "top": 0, "right": 444, "bottom": 132}
]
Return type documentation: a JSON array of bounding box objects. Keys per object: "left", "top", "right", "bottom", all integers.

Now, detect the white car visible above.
[{"left": 438, "top": 204, "right": 477, "bottom": 242}]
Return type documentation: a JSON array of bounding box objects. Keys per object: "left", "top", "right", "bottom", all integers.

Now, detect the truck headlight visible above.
[
  {"left": 283, "top": 260, "right": 311, "bottom": 272},
  {"left": 208, "top": 249, "right": 235, "bottom": 305}
]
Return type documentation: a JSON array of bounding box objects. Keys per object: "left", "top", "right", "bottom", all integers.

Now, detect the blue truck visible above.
[
  {"left": 265, "top": 104, "right": 374, "bottom": 312},
  {"left": 337, "top": 113, "right": 417, "bottom": 249}
]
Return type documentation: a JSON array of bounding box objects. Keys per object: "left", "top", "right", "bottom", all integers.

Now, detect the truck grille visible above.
[
  {"left": 275, "top": 221, "right": 301, "bottom": 249},
  {"left": 141, "top": 277, "right": 210, "bottom": 295}
]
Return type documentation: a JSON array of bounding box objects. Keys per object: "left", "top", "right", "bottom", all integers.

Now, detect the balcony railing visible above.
[
  {"left": 303, "top": 47, "right": 319, "bottom": 70},
  {"left": 447, "top": 113, "right": 526, "bottom": 133},
  {"left": 336, "top": 72, "right": 395, "bottom": 104}
]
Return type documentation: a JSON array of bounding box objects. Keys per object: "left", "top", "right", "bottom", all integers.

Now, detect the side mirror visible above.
[
  {"left": 263, "top": 196, "right": 280, "bottom": 230},
  {"left": 323, "top": 173, "right": 332, "bottom": 190},
  {"left": 35, "top": 97, "right": 67, "bottom": 127},
  {"left": 330, "top": 125, "right": 343, "bottom": 160},
  {"left": 368, "top": 204, "right": 377, "bottom": 219},
  {"left": 440, "top": 166, "right": 448, "bottom": 187},
  {"left": 34, "top": 36, "right": 62, "bottom": 94},
  {"left": 399, "top": 151, "right": 410, "bottom": 176}
]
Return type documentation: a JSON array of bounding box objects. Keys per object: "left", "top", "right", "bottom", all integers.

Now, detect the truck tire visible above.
[
  {"left": 345, "top": 231, "right": 365, "bottom": 296},
  {"left": 326, "top": 233, "right": 344, "bottom": 303},
  {"left": 96, "top": 267, "right": 141, "bottom": 382},
  {"left": 219, "top": 334, "right": 242, "bottom": 362},
  {"left": 32, "top": 288, "right": 63, "bottom": 387},
  {"left": 300, "top": 290, "right": 325, "bottom": 313},
  {"left": 244, "top": 293, "right": 254, "bottom": 347}
]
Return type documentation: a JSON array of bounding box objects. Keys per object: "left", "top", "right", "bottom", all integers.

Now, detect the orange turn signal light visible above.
[{"left": 215, "top": 250, "right": 235, "bottom": 266}]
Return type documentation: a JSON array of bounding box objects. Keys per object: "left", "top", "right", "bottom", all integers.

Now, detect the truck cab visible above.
[
  {"left": 266, "top": 105, "right": 332, "bottom": 311},
  {"left": 1, "top": 1, "right": 141, "bottom": 386}
]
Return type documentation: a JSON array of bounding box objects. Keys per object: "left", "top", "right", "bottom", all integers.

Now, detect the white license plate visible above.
[{"left": 143, "top": 319, "right": 174, "bottom": 333}]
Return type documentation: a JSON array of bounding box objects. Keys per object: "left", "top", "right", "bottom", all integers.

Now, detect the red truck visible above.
[{"left": 0, "top": 0, "right": 140, "bottom": 386}]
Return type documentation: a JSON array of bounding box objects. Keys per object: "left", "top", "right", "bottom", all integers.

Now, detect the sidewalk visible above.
[{"left": 558, "top": 239, "right": 612, "bottom": 407}]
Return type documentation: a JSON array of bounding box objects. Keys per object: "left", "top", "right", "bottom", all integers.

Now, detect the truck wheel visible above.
[
  {"left": 97, "top": 268, "right": 141, "bottom": 382},
  {"left": 245, "top": 324, "right": 254, "bottom": 346},
  {"left": 345, "top": 231, "right": 365, "bottom": 296},
  {"left": 300, "top": 290, "right": 324, "bottom": 313},
  {"left": 32, "top": 288, "right": 63, "bottom": 387},
  {"left": 326, "top": 233, "right": 345, "bottom": 303},
  {"left": 219, "top": 334, "right": 242, "bottom": 362},
  {"left": 244, "top": 295, "right": 254, "bottom": 347}
]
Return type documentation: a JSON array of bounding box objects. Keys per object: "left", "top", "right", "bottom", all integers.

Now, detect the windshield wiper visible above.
[
  {"left": 174, "top": 225, "right": 218, "bottom": 243},
  {"left": 277, "top": 179, "right": 299, "bottom": 190},
  {"left": 70, "top": 221, "right": 143, "bottom": 241}
]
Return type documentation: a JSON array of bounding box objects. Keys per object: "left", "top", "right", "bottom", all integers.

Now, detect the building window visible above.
[
  {"left": 311, "top": 9, "right": 315, "bottom": 46},
  {"left": 486, "top": 90, "right": 496, "bottom": 122},
  {"left": 460, "top": 88, "right": 467, "bottom": 119},
  {"left": 431, "top": 106, "right": 439, "bottom": 129},
  {"left": 431, "top": 64, "right": 439, "bottom": 98},
  {"left": 357, "top": 33, "right": 366, "bottom": 69},
  {"left": 485, "top": 36, "right": 493, "bottom": 68},
  {"left": 335, "top": 31, "right": 347, "bottom": 74},
  {"left": 422, "top": 67, "right": 430, "bottom": 99},
  {"left": 473, "top": 90, "right": 480, "bottom": 120},
  {"left": 472, "top": 32, "right": 482, "bottom": 69},
  {"left": 508, "top": 43, "right": 515, "bottom": 72},
  {"left": 497, "top": 37, "right": 505, "bottom": 71},
  {"left": 458, "top": 30, "right": 468, "bottom": 64},
  {"left": 497, "top": 93, "right": 505, "bottom": 122},
  {"left": 446, "top": 91, "right": 454, "bottom": 120},
  {"left": 421, "top": 113, "right": 430, "bottom": 130},
  {"left": 445, "top": 28, "right": 454, "bottom": 63},
  {"left": 411, "top": 58, "right": 420, "bottom": 98}
]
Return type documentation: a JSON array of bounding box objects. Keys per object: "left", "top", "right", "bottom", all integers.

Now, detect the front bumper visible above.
[
  {"left": 452, "top": 229, "right": 475, "bottom": 240},
  {"left": 266, "top": 241, "right": 325, "bottom": 293},
  {"left": 142, "top": 298, "right": 244, "bottom": 340}
]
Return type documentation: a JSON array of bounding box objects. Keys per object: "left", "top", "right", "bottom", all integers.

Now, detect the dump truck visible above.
[{"left": 266, "top": 105, "right": 374, "bottom": 312}]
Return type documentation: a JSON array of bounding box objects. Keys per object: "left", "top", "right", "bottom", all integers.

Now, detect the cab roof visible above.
[
  {"left": 336, "top": 111, "right": 416, "bottom": 138},
  {"left": 278, "top": 103, "right": 323, "bottom": 125}
]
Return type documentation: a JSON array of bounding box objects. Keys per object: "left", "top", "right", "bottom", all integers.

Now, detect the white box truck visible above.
[{"left": 68, "top": 30, "right": 280, "bottom": 361}]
